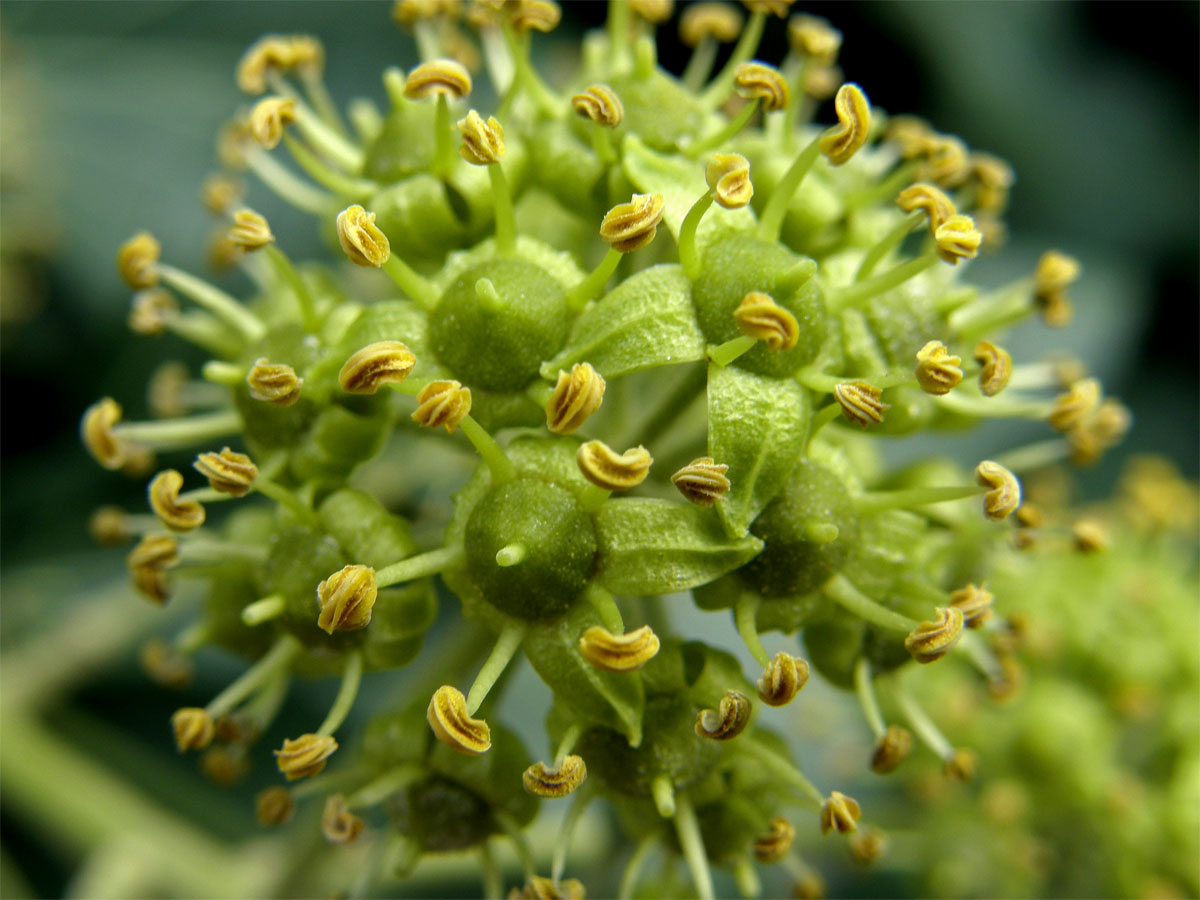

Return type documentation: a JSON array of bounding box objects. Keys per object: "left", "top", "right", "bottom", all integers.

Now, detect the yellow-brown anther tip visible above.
[
  {"left": 820, "top": 791, "right": 861, "bottom": 835},
  {"left": 236, "top": 35, "right": 322, "bottom": 95},
  {"left": 128, "top": 288, "right": 179, "bottom": 337},
  {"left": 578, "top": 624, "right": 660, "bottom": 672},
  {"left": 914, "top": 340, "right": 963, "bottom": 395},
  {"left": 705, "top": 153, "right": 754, "bottom": 209},
  {"left": 227, "top": 208, "right": 275, "bottom": 250},
  {"left": 427, "top": 685, "right": 492, "bottom": 754},
  {"left": 339, "top": 341, "right": 417, "bottom": 394},
  {"left": 412, "top": 380, "right": 472, "bottom": 432},
  {"left": 1035, "top": 250, "right": 1081, "bottom": 295},
  {"left": 934, "top": 214, "right": 983, "bottom": 264},
  {"left": 90, "top": 506, "right": 131, "bottom": 546},
  {"left": 671, "top": 457, "right": 731, "bottom": 507},
  {"left": 255, "top": 786, "right": 296, "bottom": 826},
  {"left": 194, "top": 447, "right": 258, "bottom": 497},
  {"left": 546, "top": 363, "right": 606, "bottom": 434},
  {"left": 949, "top": 583, "right": 994, "bottom": 629},
  {"left": 117, "top": 231, "right": 161, "bottom": 290},
  {"left": 317, "top": 564, "right": 378, "bottom": 634},
  {"left": 819, "top": 83, "right": 870, "bottom": 166},
  {"left": 734, "top": 61, "right": 789, "bottom": 112},
  {"left": 694, "top": 690, "right": 752, "bottom": 740},
  {"left": 743, "top": 0, "right": 794, "bottom": 17},
  {"left": 1048, "top": 377, "right": 1102, "bottom": 432},
  {"left": 924, "top": 134, "right": 970, "bottom": 188},
  {"left": 247, "top": 358, "right": 303, "bottom": 407},
  {"left": 943, "top": 748, "right": 978, "bottom": 782},
  {"left": 393, "top": 0, "right": 461, "bottom": 27},
  {"left": 82, "top": 397, "right": 127, "bottom": 470},
  {"left": 896, "top": 183, "right": 957, "bottom": 232},
  {"left": 679, "top": 3, "right": 743, "bottom": 45},
  {"left": 522, "top": 755, "right": 588, "bottom": 798},
  {"left": 511, "top": 0, "right": 561, "bottom": 33},
  {"left": 975, "top": 460, "right": 1021, "bottom": 521},
  {"left": 631, "top": 0, "right": 673, "bottom": 22},
  {"left": 734, "top": 291, "right": 798, "bottom": 350},
  {"left": 753, "top": 816, "right": 795, "bottom": 863},
  {"left": 404, "top": 59, "right": 472, "bottom": 99},
  {"left": 849, "top": 827, "right": 888, "bottom": 865},
  {"left": 600, "top": 193, "right": 665, "bottom": 253},
  {"left": 149, "top": 469, "right": 206, "bottom": 532},
  {"left": 905, "top": 606, "right": 965, "bottom": 664},
  {"left": 336, "top": 204, "right": 391, "bottom": 267},
  {"left": 510, "top": 876, "right": 586, "bottom": 900},
  {"left": 870, "top": 724, "right": 914, "bottom": 774},
  {"left": 834, "top": 381, "right": 888, "bottom": 428},
  {"left": 172, "top": 707, "right": 215, "bottom": 752},
  {"left": 201, "top": 173, "right": 245, "bottom": 215},
  {"left": 788, "top": 14, "right": 842, "bottom": 64},
  {"left": 756, "top": 651, "right": 810, "bottom": 706},
  {"left": 127, "top": 533, "right": 180, "bottom": 604},
  {"left": 249, "top": 96, "right": 296, "bottom": 150},
  {"left": 1072, "top": 519, "right": 1109, "bottom": 553},
  {"left": 322, "top": 794, "right": 366, "bottom": 844},
  {"left": 885, "top": 115, "right": 935, "bottom": 159},
  {"left": 577, "top": 441, "right": 653, "bottom": 491},
  {"left": 571, "top": 84, "right": 624, "bottom": 129},
  {"left": 275, "top": 733, "right": 339, "bottom": 780},
  {"left": 458, "top": 109, "right": 505, "bottom": 165},
  {"left": 974, "top": 340, "right": 1013, "bottom": 397}
]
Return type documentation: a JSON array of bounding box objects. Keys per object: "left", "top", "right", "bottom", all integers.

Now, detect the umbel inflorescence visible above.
[{"left": 83, "top": 2, "right": 1130, "bottom": 897}]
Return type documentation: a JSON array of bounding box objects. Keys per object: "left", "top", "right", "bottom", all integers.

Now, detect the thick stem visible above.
[
  {"left": 376, "top": 545, "right": 466, "bottom": 588},
  {"left": 465, "top": 620, "right": 527, "bottom": 715},
  {"left": 756, "top": 136, "right": 822, "bottom": 243},
  {"left": 156, "top": 265, "right": 265, "bottom": 343},
  {"left": 673, "top": 793, "right": 715, "bottom": 900},
  {"left": 678, "top": 193, "right": 714, "bottom": 280},
  {"left": 825, "top": 574, "right": 916, "bottom": 633},
  {"left": 488, "top": 164, "right": 517, "bottom": 256},
  {"left": 566, "top": 247, "right": 623, "bottom": 310},
  {"left": 458, "top": 415, "right": 518, "bottom": 483}
]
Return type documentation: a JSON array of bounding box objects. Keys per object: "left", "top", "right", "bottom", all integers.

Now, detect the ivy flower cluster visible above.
[{"left": 82, "top": 2, "right": 1130, "bottom": 897}]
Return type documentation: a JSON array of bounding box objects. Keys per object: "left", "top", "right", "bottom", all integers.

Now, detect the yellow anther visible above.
[
  {"left": 288, "top": 34, "right": 325, "bottom": 76},
  {"left": 200, "top": 173, "right": 245, "bottom": 215},
  {"left": 227, "top": 208, "right": 274, "bottom": 251},
  {"left": 705, "top": 152, "right": 754, "bottom": 209},
  {"left": 412, "top": 379, "right": 472, "bottom": 432},
  {"left": 1039, "top": 291, "right": 1073, "bottom": 328},
  {"left": 121, "top": 444, "right": 157, "bottom": 480},
  {"left": 679, "top": 2, "right": 743, "bottom": 45},
  {"left": 522, "top": 755, "right": 588, "bottom": 797},
  {"left": 849, "top": 827, "right": 888, "bottom": 865},
  {"left": 694, "top": 690, "right": 752, "bottom": 740},
  {"left": 870, "top": 724, "right": 914, "bottom": 774},
  {"left": 336, "top": 205, "right": 391, "bottom": 268},
  {"left": 255, "top": 786, "right": 296, "bottom": 826},
  {"left": 600, "top": 193, "right": 666, "bottom": 253},
  {"left": 756, "top": 651, "right": 810, "bottom": 707},
  {"left": 578, "top": 624, "right": 660, "bottom": 672},
  {"left": 117, "top": 231, "right": 161, "bottom": 290},
  {"left": 802, "top": 62, "right": 842, "bottom": 100},
  {"left": 671, "top": 457, "right": 731, "bottom": 507},
  {"left": 457, "top": 109, "right": 505, "bottom": 165},
  {"left": 393, "top": 0, "right": 461, "bottom": 27},
  {"left": 970, "top": 152, "right": 1015, "bottom": 212},
  {"left": 249, "top": 96, "right": 296, "bottom": 150},
  {"left": 734, "top": 61, "right": 789, "bottom": 113},
  {"left": 427, "top": 685, "right": 492, "bottom": 754},
  {"left": 236, "top": 35, "right": 297, "bottom": 95},
  {"left": 339, "top": 341, "right": 417, "bottom": 394},
  {"left": 788, "top": 14, "right": 842, "bottom": 64},
  {"left": 733, "top": 291, "right": 797, "bottom": 350},
  {"left": 127, "top": 534, "right": 180, "bottom": 605},
  {"left": 914, "top": 340, "right": 963, "bottom": 395},
  {"left": 923, "top": 134, "right": 970, "bottom": 187},
  {"left": 896, "top": 183, "right": 957, "bottom": 232},
  {"left": 275, "top": 734, "right": 339, "bottom": 780},
  {"left": 148, "top": 361, "right": 188, "bottom": 420},
  {"left": 948, "top": 583, "right": 994, "bottom": 629},
  {"left": 510, "top": 876, "right": 586, "bottom": 900},
  {"left": 322, "top": 795, "right": 366, "bottom": 844},
  {"left": 148, "top": 469, "right": 206, "bottom": 532},
  {"left": 793, "top": 873, "right": 826, "bottom": 900},
  {"left": 405, "top": 58, "right": 473, "bottom": 99},
  {"left": 753, "top": 816, "right": 795, "bottom": 863},
  {"left": 973, "top": 340, "right": 1013, "bottom": 397},
  {"left": 1014, "top": 503, "right": 1043, "bottom": 529},
  {"left": 128, "top": 288, "right": 178, "bottom": 337},
  {"left": 934, "top": 214, "right": 983, "bottom": 264},
  {"left": 82, "top": 397, "right": 128, "bottom": 470},
  {"left": 632, "top": 0, "right": 673, "bottom": 21},
  {"left": 1048, "top": 377, "right": 1102, "bottom": 433},
  {"left": 90, "top": 506, "right": 132, "bottom": 547},
  {"left": 172, "top": 707, "right": 215, "bottom": 752},
  {"left": 1072, "top": 519, "right": 1109, "bottom": 553},
  {"left": 943, "top": 748, "right": 977, "bottom": 782},
  {"left": 1069, "top": 399, "right": 1131, "bottom": 465},
  {"left": 510, "top": 0, "right": 561, "bottom": 33},
  {"left": 834, "top": 381, "right": 888, "bottom": 429},
  {"left": 317, "top": 564, "right": 379, "bottom": 634},
  {"left": 571, "top": 84, "right": 624, "bottom": 128},
  {"left": 207, "top": 229, "right": 242, "bottom": 271},
  {"left": 742, "top": 0, "right": 794, "bottom": 17},
  {"left": 905, "top": 606, "right": 964, "bottom": 664},
  {"left": 820, "top": 791, "right": 861, "bottom": 835},
  {"left": 819, "top": 83, "right": 870, "bottom": 166},
  {"left": 214, "top": 713, "right": 260, "bottom": 746},
  {"left": 142, "top": 639, "right": 193, "bottom": 688},
  {"left": 217, "top": 116, "right": 255, "bottom": 170},
  {"left": 247, "top": 358, "right": 303, "bottom": 407},
  {"left": 885, "top": 114, "right": 935, "bottom": 159},
  {"left": 1035, "top": 250, "right": 1081, "bottom": 296},
  {"left": 201, "top": 747, "right": 249, "bottom": 787},
  {"left": 194, "top": 447, "right": 258, "bottom": 497},
  {"left": 546, "top": 363, "right": 606, "bottom": 434},
  {"left": 577, "top": 440, "right": 653, "bottom": 490}
]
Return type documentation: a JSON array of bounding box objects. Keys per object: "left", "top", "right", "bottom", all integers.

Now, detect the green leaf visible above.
[
  {"left": 523, "top": 601, "right": 645, "bottom": 746},
  {"left": 707, "top": 363, "right": 811, "bottom": 537},
  {"left": 541, "top": 264, "right": 705, "bottom": 378},
  {"left": 594, "top": 498, "right": 762, "bottom": 595}
]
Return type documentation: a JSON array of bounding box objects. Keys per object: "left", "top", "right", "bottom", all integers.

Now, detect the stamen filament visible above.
[
  {"left": 673, "top": 793, "right": 715, "bottom": 900},
  {"left": 205, "top": 636, "right": 300, "bottom": 718},
  {"left": 618, "top": 831, "right": 661, "bottom": 900},
  {"left": 551, "top": 785, "right": 594, "bottom": 883},
  {"left": 113, "top": 409, "right": 241, "bottom": 449},
  {"left": 242, "top": 593, "right": 286, "bottom": 626},
  {"left": 591, "top": 126, "right": 616, "bottom": 165},
  {"left": 585, "top": 584, "right": 624, "bottom": 634},
  {"left": 281, "top": 133, "right": 377, "bottom": 200},
  {"left": 806, "top": 402, "right": 843, "bottom": 445},
  {"left": 566, "top": 247, "right": 622, "bottom": 310},
  {"left": 855, "top": 212, "right": 925, "bottom": 281},
  {"left": 892, "top": 678, "right": 954, "bottom": 760},
  {"left": 175, "top": 621, "right": 209, "bottom": 654},
  {"left": 947, "top": 279, "right": 1035, "bottom": 335},
  {"left": 992, "top": 438, "right": 1072, "bottom": 473},
  {"left": 434, "top": 95, "right": 455, "bottom": 178},
  {"left": 262, "top": 244, "right": 317, "bottom": 331},
  {"left": 316, "top": 650, "right": 363, "bottom": 736},
  {"left": 465, "top": 620, "right": 528, "bottom": 715},
  {"left": 845, "top": 160, "right": 920, "bottom": 211},
  {"left": 935, "top": 392, "right": 1050, "bottom": 421},
  {"left": 959, "top": 631, "right": 1004, "bottom": 682},
  {"left": 201, "top": 360, "right": 245, "bottom": 386},
  {"left": 735, "top": 594, "right": 772, "bottom": 668},
  {"left": 281, "top": 88, "right": 364, "bottom": 172},
  {"left": 732, "top": 856, "right": 761, "bottom": 899},
  {"left": 682, "top": 36, "right": 719, "bottom": 92},
  {"left": 479, "top": 840, "right": 502, "bottom": 900},
  {"left": 606, "top": 0, "right": 632, "bottom": 72},
  {"left": 246, "top": 148, "right": 334, "bottom": 216},
  {"left": 702, "top": 11, "right": 767, "bottom": 109},
  {"left": 853, "top": 658, "right": 886, "bottom": 739},
  {"left": 736, "top": 739, "right": 824, "bottom": 807},
  {"left": 825, "top": 574, "right": 917, "bottom": 633},
  {"left": 554, "top": 724, "right": 584, "bottom": 766},
  {"left": 382, "top": 256, "right": 439, "bottom": 309},
  {"left": 494, "top": 810, "right": 537, "bottom": 879},
  {"left": 831, "top": 251, "right": 938, "bottom": 309},
  {"left": 708, "top": 335, "right": 758, "bottom": 368},
  {"left": 376, "top": 545, "right": 465, "bottom": 588},
  {"left": 176, "top": 539, "right": 269, "bottom": 567},
  {"left": 686, "top": 99, "right": 761, "bottom": 159},
  {"left": 487, "top": 164, "right": 517, "bottom": 257},
  {"left": 854, "top": 484, "right": 985, "bottom": 515},
  {"left": 756, "top": 136, "right": 822, "bottom": 242},
  {"left": 781, "top": 59, "right": 809, "bottom": 149},
  {"left": 346, "top": 764, "right": 422, "bottom": 809},
  {"left": 242, "top": 668, "right": 290, "bottom": 730},
  {"left": 580, "top": 483, "right": 612, "bottom": 513},
  {"left": 651, "top": 774, "right": 676, "bottom": 818},
  {"left": 156, "top": 265, "right": 265, "bottom": 343},
  {"left": 253, "top": 479, "right": 321, "bottom": 529},
  {"left": 299, "top": 70, "right": 349, "bottom": 138},
  {"left": 458, "top": 415, "right": 519, "bottom": 482},
  {"left": 678, "top": 193, "right": 715, "bottom": 280}
]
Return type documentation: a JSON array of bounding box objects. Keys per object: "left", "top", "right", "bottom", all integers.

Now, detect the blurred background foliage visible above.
[{"left": 0, "top": 2, "right": 1196, "bottom": 898}]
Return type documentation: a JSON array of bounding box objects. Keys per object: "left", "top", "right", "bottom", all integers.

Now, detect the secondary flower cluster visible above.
[{"left": 83, "top": 2, "right": 1130, "bottom": 896}]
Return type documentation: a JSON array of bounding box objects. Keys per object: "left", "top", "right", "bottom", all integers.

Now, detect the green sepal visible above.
[
  {"left": 526, "top": 119, "right": 607, "bottom": 219},
  {"left": 523, "top": 600, "right": 645, "bottom": 747},
  {"left": 594, "top": 498, "right": 763, "bottom": 595},
  {"left": 608, "top": 72, "right": 709, "bottom": 152},
  {"left": 437, "top": 234, "right": 585, "bottom": 296},
  {"left": 318, "top": 488, "right": 418, "bottom": 567},
  {"left": 371, "top": 174, "right": 472, "bottom": 261},
  {"left": 289, "top": 404, "right": 391, "bottom": 483},
  {"left": 706, "top": 363, "right": 811, "bottom": 537},
  {"left": 541, "top": 264, "right": 706, "bottom": 379}
]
